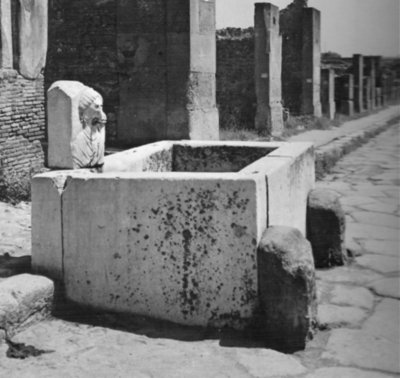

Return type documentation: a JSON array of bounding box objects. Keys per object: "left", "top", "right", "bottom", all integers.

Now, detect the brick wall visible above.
[
  {"left": 46, "top": 0, "right": 119, "bottom": 143},
  {"left": 216, "top": 29, "right": 256, "bottom": 129},
  {"left": 0, "top": 69, "right": 45, "bottom": 199}
]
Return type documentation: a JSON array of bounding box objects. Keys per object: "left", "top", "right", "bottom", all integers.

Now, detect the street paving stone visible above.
[{"left": 0, "top": 122, "right": 399, "bottom": 376}]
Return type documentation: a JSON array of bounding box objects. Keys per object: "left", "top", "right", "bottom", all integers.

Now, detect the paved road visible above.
[{"left": 0, "top": 124, "right": 399, "bottom": 377}]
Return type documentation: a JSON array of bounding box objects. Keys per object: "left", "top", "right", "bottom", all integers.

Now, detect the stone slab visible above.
[
  {"left": 318, "top": 304, "right": 367, "bottom": 327},
  {"left": 62, "top": 172, "right": 266, "bottom": 329},
  {"left": 330, "top": 285, "right": 375, "bottom": 310},
  {"left": 323, "top": 328, "right": 400, "bottom": 374},
  {"left": 307, "top": 367, "right": 395, "bottom": 378},
  {"left": 368, "top": 277, "right": 400, "bottom": 299}
]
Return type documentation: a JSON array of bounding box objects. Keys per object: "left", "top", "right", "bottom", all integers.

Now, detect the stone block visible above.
[
  {"left": 18, "top": 0, "right": 48, "bottom": 79},
  {"left": 307, "top": 189, "right": 347, "bottom": 268},
  {"left": 257, "top": 226, "right": 317, "bottom": 352},
  {"left": 0, "top": 274, "right": 54, "bottom": 338},
  {"left": 31, "top": 172, "right": 69, "bottom": 280},
  {"left": 33, "top": 140, "right": 315, "bottom": 329},
  {"left": 242, "top": 142, "right": 315, "bottom": 236},
  {"left": 0, "top": 0, "right": 13, "bottom": 68},
  {"left": 62, "top": 172, "right": 266, "bottom": 329}
]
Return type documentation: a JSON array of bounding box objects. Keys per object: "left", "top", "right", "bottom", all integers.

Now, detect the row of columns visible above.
[
  {"left": 324, "top": 54, "right": 400, "bottom": 120},
  {"left": 255, "top": 4, "right": 322, "bottom": 136}
]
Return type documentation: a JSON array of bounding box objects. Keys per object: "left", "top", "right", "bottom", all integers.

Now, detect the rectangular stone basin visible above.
[{"left": 32, "top": 140, "right": 314, "bottom": 329}]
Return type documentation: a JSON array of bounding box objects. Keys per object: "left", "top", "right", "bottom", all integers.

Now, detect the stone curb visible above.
[
  {"left": 0, "top": 274, "right": 54, "bottom": 341},
  {"left": 314, "top": 116, "right": 399, "bottom": 179}
]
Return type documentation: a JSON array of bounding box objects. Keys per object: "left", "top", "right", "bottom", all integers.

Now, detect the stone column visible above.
[
  {"left": 117, "top": 0, "right": 219, "bottom": 146},
  {"left": 254, "top": 3, "right": 283, "bottom": 137},
  {"left": 364, "top": 56, "right": 376, "bottom": 110},
  {"left": 0, "top": 0, "right": 13, "bottom": 68},
  {"left": 18, "top": 0, "right": 48, "bottom": 79},
  {"left": 363, "top": 76, "right": 371, "bottom": 111},
  {"left": 321, "top": 68, "right": 335, "bottom": 120},
  {"left": 353, "top": 54, "right": 364, "bottom": 113},
  {"left": 335, "top": 74, "right": 354, "bottom": 116},
  {"left": 301, "top": 8, "right": 321, "bottom": 117}
]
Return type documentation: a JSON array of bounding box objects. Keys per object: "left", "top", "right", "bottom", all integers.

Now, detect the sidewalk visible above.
[{"left": 0, "top": 111, "right": 399, "bottom": 377}]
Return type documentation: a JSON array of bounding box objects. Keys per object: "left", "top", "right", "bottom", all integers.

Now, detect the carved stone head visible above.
[{"left": 78, "top": 87, "right": 107, "bottom": 129}]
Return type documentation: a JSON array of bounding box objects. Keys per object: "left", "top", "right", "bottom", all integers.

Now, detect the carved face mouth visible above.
[{"left": 91, "top": 117, "right": 106, "bottom": 126}]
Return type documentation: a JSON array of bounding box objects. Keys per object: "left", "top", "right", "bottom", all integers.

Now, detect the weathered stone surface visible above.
[
  {"left": 330, "top": 285, "right": 374, "bottom": 310},
  {"left": 0, "top": 274, "right": 53, "bottom": 338},
  {"left": 0, "top": 0, "right": 12, "bottom": 68},
  {"left": 307, "top": 367, "right": 394, "bottom": 378},
  {"left": 31, "top": 172, "right": 69, "bottom": 280},
  {"left": 307, "top": 189, "right": 347, "bottom": 267},
  {"left": 47, "top": 81, "right": 106, "bottom": 170},
  {"left": 234, "top": 348, "right": 307, "bottom": 377},
  {"left": 254, "top": 3, "right": 283, "bottom": 136},
  {"left": 117, "top": 0, "right": 219, "bottom": 144},
  {"left": 18, "top": 0, "right": 48, "bottom": 79},
  {"left": 362, "top": 239, "right": 399, "bottom": 256},
  {"left": 356, "top": 254, "right": 400, "bottom": 274},
  {"left": 323, "top": 329, "right": 400, "bottom": 374},
  {"left": 242, "top": 142, "right": 315, "bottom": 236},
  {"left": 257, "top": 226, "right": 317, "bottom": 351},
  {"left": 62, "top": 172, "right": 267, "bottom": 329},
  {"left": 318, "top": 304, "right": 368, "bottom": 327},
  {"left": 368, "top": 277, "right": 400, "bottom": 299},
  {"left": 363, "top": 298, "right": 400, "bottom": 344}
]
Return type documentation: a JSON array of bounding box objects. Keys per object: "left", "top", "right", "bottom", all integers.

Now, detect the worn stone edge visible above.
[{"left": 315, "top": 119, "right": 397, "bottom": 179}]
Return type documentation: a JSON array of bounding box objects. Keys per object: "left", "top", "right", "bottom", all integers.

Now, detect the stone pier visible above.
[
  {"left": 353, "top": 54, "right": 364, "bottom": 113},
  {"left": 363, "top": 76, "right": 372, "bottom": 111},
  {"left": 301, "top": 8, "right": 321, "bottom": 117},
  {"left": 364, "top": 56, "right": 376, "bottom": 110},
  {"left": 321, "top": 68, "right": 335, "bottom": 120},
  {"left": 254, "top": 3, "right": 283, "bottom": 136},
  {"left": 117, "top": 0, "right": 219, "bottom": 145},
  {"left": 0, "top": 0, "right": 12, "bottom": 68},
  {"left": 335, "top": 74, "right": 354, "bottom": 116}
]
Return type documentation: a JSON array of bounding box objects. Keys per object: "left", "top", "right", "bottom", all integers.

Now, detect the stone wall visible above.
[
  {"left": 216, "top": 29, "right": 256, "bottom": 129},
  {"left": 46, "top": 0, "right": 119, "bottom": 143},
  {"left": 0, "top": 69, "right": 45, "bottom": 197}
]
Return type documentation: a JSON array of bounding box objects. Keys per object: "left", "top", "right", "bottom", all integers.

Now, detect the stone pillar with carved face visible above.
[
  {"left": 72, "top": 87, "right": 107, "bottom": 169},
  {"left": 47, "top": 81, "right": 107, "bottom": 170}
]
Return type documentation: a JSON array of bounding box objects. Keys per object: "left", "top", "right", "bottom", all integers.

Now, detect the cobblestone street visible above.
[{"left": 0, "top": 124, "right": 399, "bottom": 377}]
